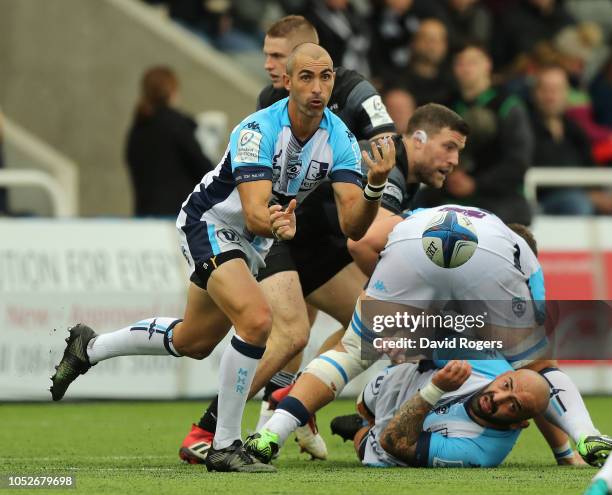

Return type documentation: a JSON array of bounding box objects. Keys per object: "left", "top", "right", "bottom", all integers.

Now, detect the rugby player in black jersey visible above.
[{"left": 179, "top": 15, "right": 465, "bottom": 464}]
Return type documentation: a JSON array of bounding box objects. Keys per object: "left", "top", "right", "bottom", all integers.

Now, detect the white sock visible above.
[
  {"left": 594, "top": 455, "right": 612, "bottom": 486},
  {"left": 542, "top": 368, "right": 599, "bottom": 442},
  {"left": 255, "top": 400, "right": 275, "bottom": 431},
  {"left": 213, "top": 335, "right": 265, "bottom": 450},
  {"left": 87, "top": 317, "right": 182, "bottom": 364},
  {"left": 262, "top": 395, "right": 310, "bottom": 446},
  {"left": 264, "top": 409, "right": 301, "bottom": 446}
]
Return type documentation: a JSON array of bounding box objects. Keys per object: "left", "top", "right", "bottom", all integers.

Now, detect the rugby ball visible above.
[{"left": 421, "top": 210, "right": 478, "bottom": 268}]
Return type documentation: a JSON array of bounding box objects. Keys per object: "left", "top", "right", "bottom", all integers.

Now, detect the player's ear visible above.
[
  {"left": 411, "top": 130, "right": 428, "bottom": 150},
  {"left": 283, "top": 72, "right": 291, "bottom": 91}
]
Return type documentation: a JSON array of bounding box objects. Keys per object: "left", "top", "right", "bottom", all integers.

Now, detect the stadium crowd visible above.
[{"left": 141, "top": 0, "right": 612, "bottom": 220}]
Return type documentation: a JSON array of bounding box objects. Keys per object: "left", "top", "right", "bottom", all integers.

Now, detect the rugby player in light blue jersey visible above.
[
  {"left": 349, "top": 358, "right": 550, "bottom": 468},
  {"left": 50, "top": 43, "right": 397, "bottom": 472}
]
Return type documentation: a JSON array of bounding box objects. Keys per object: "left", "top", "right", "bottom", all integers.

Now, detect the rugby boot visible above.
[
  {"left": 295, "top": 414, "right": 327, "bottom": 460},
  {"left": 578, "top": 434, "right": 612, "bottom": 467},
  {"left": 206, "top": 439, "right": 276, "bottom": 472},
  {"left": 179, "top": 424, "right": 214, "bottom": 464},
  {"left": 244, "top": 430, "right": 280, "bottom": 464},
  {"left": 50, "top": 324, "right": 97, "bottom": 401},
  {"left": 330, "top": 413, "right": 365, "bottom": 442},
  {"left": 583, "top": 479, "right": 610, "bottom": 495}
]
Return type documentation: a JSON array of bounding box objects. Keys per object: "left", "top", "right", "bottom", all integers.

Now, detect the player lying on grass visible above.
[
  {"left": 244, "top": 206, "right": 612, "bottom": 468},
  {"left": 333, "top": 358, "right": 549, "bottom": 468}
]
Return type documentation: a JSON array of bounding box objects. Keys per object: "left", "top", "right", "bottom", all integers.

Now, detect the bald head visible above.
[
  {"left": 511, "top": 369, "right": 551, "bottom": 419},
  {"left": 286, "top": 43, "right": 333, "bottom": 76}
]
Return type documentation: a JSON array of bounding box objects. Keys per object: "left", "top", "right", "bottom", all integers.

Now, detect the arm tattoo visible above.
[{"left": 381, "top": 393, "right": 432, "bottom": 464}]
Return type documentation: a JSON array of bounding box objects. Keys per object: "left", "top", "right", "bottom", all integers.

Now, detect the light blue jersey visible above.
[
  {"left": 362, "top": 358, "right": 520, "bottom": 468},
  {"left": 176, "top": 97, "right": 363, "bottom": 274}
]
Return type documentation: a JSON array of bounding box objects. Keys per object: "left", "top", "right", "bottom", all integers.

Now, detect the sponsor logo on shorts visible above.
[
  {"left": 216, "top": 228, "right": 241, "bottom": 244},
  {"left": 512, "top": 297, "right": 526, "bottom": 317}
]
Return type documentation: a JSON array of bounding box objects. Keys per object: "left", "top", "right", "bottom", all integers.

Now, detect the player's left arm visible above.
[
  {"left": 332, "top": 138, "right": 396, "bottom": 241},
  {"left": 379, "top": 361, "right": 472, "bottom": 464},
  {"left": 347, "top": 209, "right": 401, "bottom": 275}
]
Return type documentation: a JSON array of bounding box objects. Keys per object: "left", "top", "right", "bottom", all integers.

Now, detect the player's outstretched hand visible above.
[
  {"left": 432, "top": 360, "right": 472, "bottom": 393},
  {"left": 269, "top": 199, "right": 297, "bottom": 241},
  {"left": 362, "top": 137, "right": 396, "bottom": 186}
]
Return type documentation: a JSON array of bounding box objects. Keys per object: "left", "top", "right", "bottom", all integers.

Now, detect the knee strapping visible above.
[{"left": 303, "top": 350, "right": 368, "bottom": 397}]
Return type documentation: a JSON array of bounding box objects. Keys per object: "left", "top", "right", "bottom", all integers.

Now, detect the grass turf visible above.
[{"left": 1, "top": 397, "right": 610, "bottom": 494}]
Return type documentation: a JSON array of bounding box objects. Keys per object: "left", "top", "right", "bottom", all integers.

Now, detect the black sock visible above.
[
  {"left": 197, "top": 396, "right": 219, "bottom": 432},
  {"left": 262, "top": 381, "right": 284, "bottom": 401},
  {"left": 262, "top": 370, "right": 296, "bottom": 401}
]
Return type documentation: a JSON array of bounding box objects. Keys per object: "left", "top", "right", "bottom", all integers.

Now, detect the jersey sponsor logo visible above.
[
  {"left": 362, "top": 95, "right": 393, "bottom": 128},
  {"left": 300, "top": 160, "right": 330, "bottom": 190},
  {"left": 512, "top": 297, "right": 526, "bottom": 317},
  {"left": 441, "top": 206, "right": 487, "bottom": 218},
  {"left": 433, "top": 405, "right": 450, "bottom": 415},
  {"left": 236, "top": 129, "right": 262, "bottom": 163},
  {"left": 383, "top": 182, "right": 403, "bottom": 205},
  {"left": 216, "top": 228, "right": 241, "bottom": 244},
  {"left": 286, "top": 153, "right": 302, "bottom": 179}
]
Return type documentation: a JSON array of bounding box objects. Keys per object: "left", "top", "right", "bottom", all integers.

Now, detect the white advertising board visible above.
[{"left": 1, "top": 217, "right": 610, "bottom": 400}]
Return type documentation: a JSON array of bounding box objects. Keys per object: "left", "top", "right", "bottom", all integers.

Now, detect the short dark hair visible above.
[
  {"left": 453, "top": 40, "right": 490, "bottom": 59},
  {"left": 508, "top": 223, "right": 538, "bottom": 256},
  {"left": 266, "top": 15, "right": 319, "bottom": 44},
  {"left": 406, "top": 103, "right": 470, "bottom": 137}
]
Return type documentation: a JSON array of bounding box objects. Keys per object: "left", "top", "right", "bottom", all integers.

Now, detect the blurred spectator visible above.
[
  {"left": 389, "top": 18, "right": 455, "bottom": 105},
  {"left": 126, "top": 66, "right": 213, "bottom": 217},
  {"left": 437, "top": 0, "right": 492, "bottom": 53},
  {"left": 495, "top": 0, "right": 575, "bottom": 70},
  {"left": 0, "top": 110, "right": 7, "bottom": 214},
  {"left": 415, "top": 43, "right": 533, "bottom": 224},
  {"left": 529, "top": 65, "right": 595, "bottom": 215},
  {"left": 590, "top": 54, "right": 612, "bottom": 128},
  {"left": 166, "top": 0, "right": 261, "bottom": 52},
  {"left": 553, "top": 22, "right": 605, "bottom": 86},
  {"left": 368, "top": 0, "right": 443, "bottom": 82},
  {"left": 382, "top": 87, "right": 416, "bottom": 133},
  {"left": 301, "top": 0, "right": 371, "bottom": 76}
]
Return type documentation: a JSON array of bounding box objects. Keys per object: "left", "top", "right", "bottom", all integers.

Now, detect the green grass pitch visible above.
[{"left": 1, "top": 397, "right": 610, "bottom": 494}]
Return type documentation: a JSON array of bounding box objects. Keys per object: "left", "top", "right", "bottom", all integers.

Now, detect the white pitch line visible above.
[{"left": 0, "top": 455, "right": 174, "bottom": 461}]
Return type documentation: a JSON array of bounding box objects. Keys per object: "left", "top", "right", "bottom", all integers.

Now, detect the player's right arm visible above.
[
  {"left": 379, "top": 361, "right": 471, "bottom": 465},
  {"left": 230, "top": 116, "right": 296, "bottom": 238}
]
